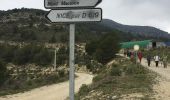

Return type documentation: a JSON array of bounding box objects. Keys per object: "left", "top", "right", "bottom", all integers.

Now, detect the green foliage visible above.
[
  {"left": 0, "top": 45, "right": 16, "bottom": 62},
  {"left": 86, "top": 60, "right": 103, "bottom": 74},
  {"left": 78, "top": 84, "right": 90, "bottom": 96},
  {"left": 76, "top": 58, "right": 156, "bottom": 99},
  {"left": 125, "top": 65, "right": 147, "bottom": 75},
  {"left": 49, "top": 34, "right": 57, "bottom": 43},
  {"left": 33, "top": 49, "right": 53, "bottom": 66},
  {"left": 0, "top": 71, "right": 69, "bottom": 96},
  {"left": 20, "top": 29, "right": 37, "bottom": 41},
  {"left": 110, "top": 64, "right": 121, "bottom": 76},
  {"left": 93, "top": 74, "right": 104, "bottom": 82},
  {"left": 0, "top": 60, "right": 8, "bottom": 86},
  {"left": 58, "top": 70, "right": 65, "bottom": 77},
  {"left": 0, "top": 44, "right": 53, "bottom": 66},
  {"left": 85, "top": 40, "right": 99, "bottom": 55},
  {"left": 0, "top": 8, "right": 146, "bottom": 43},
  {"left": 86, "top": 33, "right": 120, "bottom": 64}
]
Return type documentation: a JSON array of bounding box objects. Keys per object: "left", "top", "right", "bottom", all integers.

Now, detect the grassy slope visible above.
[
  {"left": 76, "top": 56, "right": 157, "bottom": 100},
  {"left": 0, "top": 69, "right": 69, "bottom": 96}
]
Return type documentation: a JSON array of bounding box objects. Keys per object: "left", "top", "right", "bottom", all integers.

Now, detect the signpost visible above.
[
  {"left": 46, "top": 9, "right": 102, "bottom": 23},
  {"left": 44, "top": 0, "right": 102, "bottom": 100},
  {"left": 45, "top": 0, "right": 102, "bottom": 8}
]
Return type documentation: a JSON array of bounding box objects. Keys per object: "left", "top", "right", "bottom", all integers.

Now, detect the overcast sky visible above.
[{"left": 0, "top": 0, "right": 170, "bottom": 33}]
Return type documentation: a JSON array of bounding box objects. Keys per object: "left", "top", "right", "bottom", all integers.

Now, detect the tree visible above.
[
  {"left": 13, "top": 47, "right": 31, "bottom": 65},
  {"left": 0, "top": 60, "right": 8, "bottom": 86},
  {"left": 85, "top": 40, "right": 99, "bottom": 55},
  {"left": 49, "top": 34, "right": 57, "bottom": 43},
  {"left": 60, "top": 33, "right": 68, "bottom": 43},
  {"left": 20, "top": 29, "right": 37, "bottom": 41},
  {"left": 13, "top": 25, "right": 19, "bottom": 34},
  {"left": 86, "top": 32, "right": 120, "bottom": 64},
  {"left": 33, "top": 49, "right": 53, "bottom": 66}
]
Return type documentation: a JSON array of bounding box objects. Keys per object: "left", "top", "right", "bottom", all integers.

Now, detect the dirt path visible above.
[
  {"left": 0, "top": 73, "right": 93, "bottom": 100},
  {"left": 140, "top": 58, "right": 170, "bottom": 100}
]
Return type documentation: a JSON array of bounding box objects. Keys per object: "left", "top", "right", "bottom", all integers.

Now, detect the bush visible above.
[
  {"left": 0, "top": 60, "right": 8, "bottom": 86},
  {"left": 78, "top": 84, "right": 90, "bottom": 96},
  {"left": 86, "top": 32, "right": 120, "bottom": 64},
  {"left": 0, "top": 44, "right": 53, "bottom": 66},
  {"left": 93, "top": 75, "right": 104, "bottom": 82},
  {"left": 125, "top": 65, "right": 147, "bottom": 75},
  {"left": 33, "top": 49, "right": 53, "bottom": 66},
  {"left": 46, "top": 74, "right": 59, "bottom": 83},
  {"left": 58, "top": 70, "right": 65, "bottom": 77},
  {"left": 110, "top": 64, "right": 121, "bottom": 76}
]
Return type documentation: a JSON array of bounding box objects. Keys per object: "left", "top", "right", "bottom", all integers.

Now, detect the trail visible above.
[
  {"left": 0, "top": 73, "right": 93, "bottom": 100},
  {"left": 119, "top": 54, "right": 170, "bottom": 99},
  {"left": 140, "top": 58, "right": 170, "bottom": 100}
]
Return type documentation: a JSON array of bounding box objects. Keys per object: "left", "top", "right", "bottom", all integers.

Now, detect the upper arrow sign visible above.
[{"left": 44, "top": 0, "right": 102, "bottom": 9}]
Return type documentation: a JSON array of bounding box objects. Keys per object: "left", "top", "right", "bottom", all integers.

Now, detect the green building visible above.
[{"left": 120, "top": 40, "right": 154, "bottom": 49}]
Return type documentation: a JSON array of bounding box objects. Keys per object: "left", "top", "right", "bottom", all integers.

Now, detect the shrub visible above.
[
  {"left": 110, "top": 64, "right": 121, "bottom": 76},
  {"left": 26, "top": 80, "right": 33, "bottom": 86},
  {"left": 85, "top": 32, "right": 120, "bottom": 64},
  {"left": 125, "top": 64, "right": 147, "bottom": 75},
  {"left": 78, "top": 84, "right": 90, "bottom": 96},
  {"left": 0, "top": 60, "right": 8, "bottom": 86},
  {"left": 46, "top": 74, "right": 59, "bottom": 83},
  {"left": 0, "top": 44, "right": 53, "bottom": 66},
  {"left": 58, "top": 69, "right": 65, "bottom": 77},
  {"left": 93, "top": 75, "right": 104, "bottom": 82}
]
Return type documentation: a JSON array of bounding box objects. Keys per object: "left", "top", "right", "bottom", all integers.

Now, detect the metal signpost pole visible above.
[
  {"left": 69, "top": 24, "right": 75, "bottom": 100},
  {"left": 54, "top": 48, "right": 57, "bottom": 70}
]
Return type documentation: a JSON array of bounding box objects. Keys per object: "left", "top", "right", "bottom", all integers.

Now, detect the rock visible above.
[{"left": 112, "top": 96, "right": 117, "bottom": 99}]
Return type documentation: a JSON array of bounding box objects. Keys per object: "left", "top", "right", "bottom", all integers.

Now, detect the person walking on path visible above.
[
  {"left": 162, "top": 55, "right": 168, "bottom": 68},
  {"left": 154, "top": 55, "right": 160, "bottom": 67},
  {"left": 127, "top": 50, "right": 131, "bottom": 58},
  {"left": 137, "top": 51, "right": 143, "bottom": 63},
  {"left": 130, "top": 51, "right": 134, "bottom": 62},
  {"left": 147, "top": 54, "right": 152, "bottom": 67}
]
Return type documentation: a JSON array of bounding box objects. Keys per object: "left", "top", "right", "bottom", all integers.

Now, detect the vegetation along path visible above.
[
  {"left": 141, "top": 58, "right": 170, "bottom": 100},
  {"left": 0, "top": 73, "right": 93, "bottom": 100}
]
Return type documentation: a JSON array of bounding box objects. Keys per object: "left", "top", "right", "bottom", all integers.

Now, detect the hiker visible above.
[
  {"left": 154, "top": 55, "right": 160, "bottom": 67},
  {"left": 127, "top": 50, "right": 131, "bottom": 57},
  {"left": 147, "top": 54, "right": 152, "bottom": 67},
  {"left": 130, "top": 52, "right": 134, "bottom": 62},
  {"left": 137, "top": 51, "right": 143, "bottom": 63},
  {"left": 124, "top": 50, "right": 127, "bottom": 57},
  {"left": 162, "top": 55, "right": 168, "bottom": 68}
]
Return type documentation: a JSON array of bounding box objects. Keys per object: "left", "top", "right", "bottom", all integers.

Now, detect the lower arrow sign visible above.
[{"left": 46, "top": 8, "right": 102, "bottom": 23}]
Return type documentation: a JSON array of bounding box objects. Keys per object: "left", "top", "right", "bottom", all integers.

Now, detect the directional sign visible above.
[
  {"left": 46, "top": 8, "right": 102, "bottom": 23},
  {"left": 44, "top": 0, "right": 102, "bottom": 9}
]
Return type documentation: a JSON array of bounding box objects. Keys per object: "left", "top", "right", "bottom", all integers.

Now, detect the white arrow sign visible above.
[
  {"left": 44, "top": 0, "right": 102, "bottom": 9},
  {"left": 46, "top": 8, "right": 102, "bottom": 23}
]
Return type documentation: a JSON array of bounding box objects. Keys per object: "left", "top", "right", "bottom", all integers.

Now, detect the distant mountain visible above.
[
  {"left": 101, "top": 19, "right": 170, "bottom": 40},
  {"left": 0, "top": 8, "right": 131, "bottom": 42},
  {"left": 0, "top": 8, "right": 169, "bottom": 43}
]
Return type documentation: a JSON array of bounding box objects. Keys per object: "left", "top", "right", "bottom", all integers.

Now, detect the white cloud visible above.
[
  {"left": 0, "top": 0, "right": 45, "bottom": 10},
  {"left": 99, "top": 0, "right": 170, "bottom": 33}
]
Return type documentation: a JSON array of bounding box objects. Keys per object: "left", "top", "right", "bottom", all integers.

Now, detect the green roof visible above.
[{"left": 120, "top": 40, "right": 152, "bottom": 49}]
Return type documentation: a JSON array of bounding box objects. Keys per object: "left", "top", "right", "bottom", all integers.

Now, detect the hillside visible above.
[
  {"left": 0, "top": 8, "right": 169, "bottom": 43},
  {"left": 101, "top": 19, "right": 170, "bottom": 40}
]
